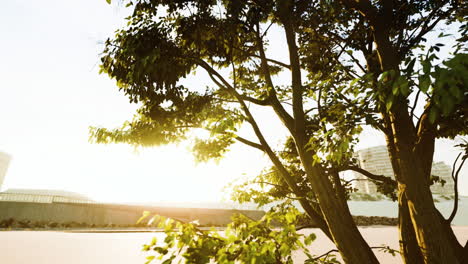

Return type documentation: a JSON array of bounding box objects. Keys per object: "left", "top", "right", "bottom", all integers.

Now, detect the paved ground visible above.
[{"left": 1, "top": 227, "right": 467, "bottom": 263}]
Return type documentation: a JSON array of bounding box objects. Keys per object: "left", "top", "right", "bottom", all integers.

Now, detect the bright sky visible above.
[{"left": 0, "top": 0, "right": 466, "bottom": 203}]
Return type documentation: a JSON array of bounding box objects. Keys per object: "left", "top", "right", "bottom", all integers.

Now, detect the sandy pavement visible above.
[{"left": 1, "top": 226, "right": 467, "bottom": 264}]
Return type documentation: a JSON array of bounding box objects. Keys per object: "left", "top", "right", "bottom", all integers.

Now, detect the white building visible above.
[
  {"left": 352, "top": 145, "right": 454, "bottom": 195},
  {"left": 0, "top": 152, "right": 11, "bottom": 191},
  {"left": 353, "top": 146, "right": 393, "bottom": 194},
  {"left": 430, "top": 161, "right": 454, "bottom": 194},
  {"left": 0, "top": 188, "right": 93, "bottom": 204},
  {"left": 0, "top": 151, "right": 93, "bottom": 204}
]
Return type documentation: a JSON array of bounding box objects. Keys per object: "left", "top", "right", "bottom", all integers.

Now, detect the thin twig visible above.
[
  {"left": 410, "top": 89, "right": 421, "bottom": 121},
  {"left": 448, "top": 153, "right": 466, "bottom": 223},
  {"left": 312, "top": 246, "right": 400, "bottom": 261}
]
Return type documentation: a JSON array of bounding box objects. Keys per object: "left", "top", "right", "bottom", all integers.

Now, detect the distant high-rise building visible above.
[
  {"left": 430, "top": 161, "right": 454, "bottom": 194},
  {"left": 353, "top": 146, "right": 393, "bottom": 194},
  {"left": 352, "top": 146, "right": 454, "bottom": 195},
  {"left": 0, "top": 152, "right": 11, "bottom": 191}
]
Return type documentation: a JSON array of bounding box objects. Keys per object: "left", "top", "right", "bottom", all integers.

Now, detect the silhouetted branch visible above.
[
  {"left": 312, "top": 246, "right": 400, "bottom": 261},
  {"left": 448, "top": 152, "right": 467, "bottom": 223},
  {"left": 400, "top": 6, "right": 454, "bottom": 56},
  {"left": 234, "top": 136, "right": 265, "bottom": 151},
  {"left": 239, "top": 95, "right": 270, "bottom": 106},
  {"left": 341, "top": 166, "right": 396, "bottom": 185},
  {"left": 225, "top": 41, "right": 291, "bottom": 69},
  {"left": 410, "top": 90, "right": 421, "bottom": 121},
  {"left": 312, "top": 249, "right": 339, "bottom": 261}
]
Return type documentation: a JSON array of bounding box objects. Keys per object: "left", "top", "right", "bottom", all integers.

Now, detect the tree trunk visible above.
[
  {"left": 404, "top": 187, "right": 459, "bottom": 263},
  {"left": 351, "top": 2, "right": 462, "bottom": 262},
  {"left": 279, "top": 6, "right": 380, "bottom": 263},
  {"left": 301, "top": 157, "right": 379, "bottom": 264},
  {"left": 398, "top": 191, "right": 468, "bottom": 263},
  {"left": 391, "top": 109, "right": 459, "bottom": 263},
  {"left": 398, "top": 190, "right": 424, "bottom": 264},
  {"left": 436, "top": 211, "right": 467, "bottom": 263}
]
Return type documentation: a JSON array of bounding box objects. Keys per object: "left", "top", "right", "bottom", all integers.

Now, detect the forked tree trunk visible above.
[
  {"left": 279, "top": 5, "right": 380, "bottom": 262},
  {"left": 385, "top": 112, "right": 465, "bottom": 263},
  {"left": 391, "top": 110, "right": 459, "bottom": 263},
  {"left": 403, "top": 181, "right": 459, "bottom": 263},
  {"left": 299, "top": 154, "right": 379, "bottom": 264},
  {"left": 399, "top": 191, "right": 467, "bottom": 263},
  {"left": 384, "top": 129, "right": 423, "bottom": 263},
  {"left": 340, "top": 0, "right": 464, "bottom": 261},
  {"left": 398, "top": 190, "right": 424, "bottom": 263},
  {"left": 373, "top": 26, "right": 460, "bottom": 262}
]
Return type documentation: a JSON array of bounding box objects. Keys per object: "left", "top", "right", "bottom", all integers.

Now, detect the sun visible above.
[{"left": 81, "top": 143, "right": 267, "bottom": 205}]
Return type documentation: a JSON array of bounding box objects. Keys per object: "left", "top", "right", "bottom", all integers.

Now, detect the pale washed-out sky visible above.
[{"left": 0, "top": 0, "right": 466, "bottom": 203}]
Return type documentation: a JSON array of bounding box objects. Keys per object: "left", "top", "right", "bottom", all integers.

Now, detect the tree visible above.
[{"left": 91, "top": 0, "right": 468, "bottom": 263}]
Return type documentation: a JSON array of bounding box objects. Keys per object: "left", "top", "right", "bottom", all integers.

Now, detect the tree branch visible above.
[
  {"left": 312, "top": 249, "right": 340, "bottom": 261},
  {"left": 250, "top": 54, "right": 290, "bottom": 69},
  {"left": 234, "top": 136, "right": 265, "bottom": 151},
  {"left": 239, "top": 94, "right": 270, "bottom": 106},
  {"left": 312, "top": 246, "right": 400, "bottom": 261},
  {"left": 340, "top": 0, "right": 379, "bottom": 25},
  {"left": 400, "top": 6, "right": 454, "bottom": 56},
  {"left": 410, "top": 89, "right": 421, "bottom": 121},
  {"left": 331, "top": 36, "right": 367, "bottom": 73},
  {"left": 196, "top": 57, "right": 333, "bottom": 240},
  {"left": 225, "top": 42, "right": 290, "bottom": 69},
  {"left": 342, "top": 166, "right": 396, "bottom": 185},
  {"left": 414, "top": 103, "right": 437, "bottom": 178},
  {"left": 255, "top": 23, "right": 295, "bottom": 132},
  {"left": 448, "top": 152, "right": 467, "bottom": 223},
  {"left": 282, "top": 15, "right": 307, "bottom": 148}
]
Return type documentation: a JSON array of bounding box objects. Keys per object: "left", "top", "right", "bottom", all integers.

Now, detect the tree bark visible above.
[
  {"left": 436, "top": 211, "right": 467, "bottom": 263},
  {"left": 398, "top": 189, "right": 424, "bottom": 264},
  {"left": 342, "top": 1, "right": 463, "bottom": 262},
  {"left": 391, "top": 107, "right": 459, "bottom": 263},
  {"left": 300, "top": 154, "right": 380, "bottom": 264},
  {"left": 371, "top": 11, "right": 460, "bottom": 263},
  {"left": 279, "top": 6, "right": 379, "bottom": 262},
  {"left": 384, "top": 120, "right": 424, "bottom": 263}
]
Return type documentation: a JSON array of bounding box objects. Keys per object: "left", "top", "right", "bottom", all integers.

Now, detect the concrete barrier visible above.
[{"left": 0, "top": 201, "right": 264, "bottom": 226}]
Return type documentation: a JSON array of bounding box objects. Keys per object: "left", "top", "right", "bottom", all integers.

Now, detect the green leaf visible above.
[
  {"left": 392, "top": 83, "right": 399, "bottom": 96},
  {"left": 405, "top": 58, "right": 416, "bottom": 75},
  {"left": 400, "top": 81, "right": 410, "bottom": 96},
  {"left": 145, "top": 256, "right": 155, "bottom": 264},
  {"left": 429, "top": 108, "right": 438, "bottom": 123},
  {"left": 162, "top": 257, "right": 174, "bottom": 264},
  {"left": 106, "top": 0, "right": 111, "bottom": 4},
  {"left": 386, "top": 96, "right": 393, "bottom": 111},
  {"left": 142, "top": 245, "right": 151, "bottom": 251},
  {"left": 349, "top": 78, "right": 359, "bottom": 87},
  {"left": 150, "top": 237, "right": 157, "bottom": 246},
  {"left": 148, "top": 215, "right": 160, "bottom": 226},
  {"left": 422, "top": 60, "right": 431, "bottom": 75},
  {"left": 304, "top": 233, "right": 316, "bottom": 246},
  {"left": 440, "top": 94, "right": 454, "bottom": 116},
  {"left": 137, "top": 211, "right": 151, "bottom": 224},
  {"left": 251, "top": 256, "right": 257, "bottom": 264},
  {"left": 378, "top": 71, "right": 389, "bottom": 82},
  {"left": 419, "top": 75, "right": 431, "bottom": 93},
  {"left": 449, "top": 85, "right": 462, "bottom": 99}
]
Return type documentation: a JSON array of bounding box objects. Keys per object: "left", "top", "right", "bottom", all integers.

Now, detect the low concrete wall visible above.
[{"left": 0, "top": 201, "right": 264, "bottom": 226}]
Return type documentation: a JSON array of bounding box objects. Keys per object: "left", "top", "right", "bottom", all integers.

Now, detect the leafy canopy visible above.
[{"left": 92, "top": 0, "right": 467, "bottom": 262}]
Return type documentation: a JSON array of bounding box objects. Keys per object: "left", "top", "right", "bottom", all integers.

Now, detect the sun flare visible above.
[{"left": 81, "top": 143, "right": 265, "bottom": 205}]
